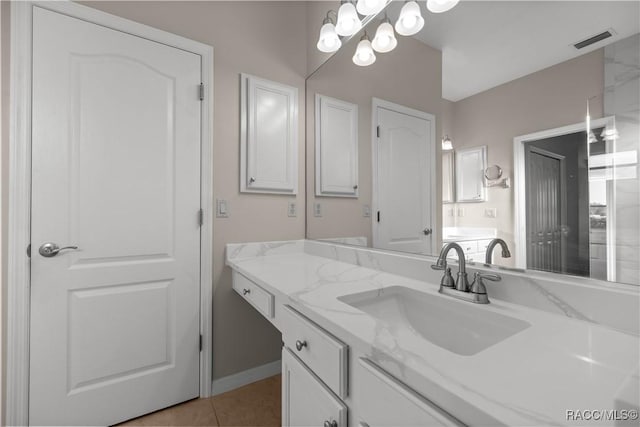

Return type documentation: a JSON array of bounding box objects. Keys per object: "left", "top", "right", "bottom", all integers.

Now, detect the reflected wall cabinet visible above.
[
  {"left": 455, "top": 146, "right": 487, "bottom": 202},
  {"left": 315, "top": 94, "right": 359, "bottom": 197},
  {"left": 240, "top": 73, "right": 298, "bottom": 194}
]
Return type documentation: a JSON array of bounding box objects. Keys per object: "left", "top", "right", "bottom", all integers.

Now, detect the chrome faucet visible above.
[
  {"left": 432, "top": 242, "right": 497, "bottom": 304},
  {"left": 485, "top": 238, "right": 511, "bottom": 264},
  {"left": 432, "top": 242, "right": 469, "bottom": 291}
]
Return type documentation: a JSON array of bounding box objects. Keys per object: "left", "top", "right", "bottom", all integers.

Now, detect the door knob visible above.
[
  {"left": 38, "top": 242, "right": 79, "bottom": 258},
  {"left": 423, "top": 228, "right": 432, "bottom": 235}
]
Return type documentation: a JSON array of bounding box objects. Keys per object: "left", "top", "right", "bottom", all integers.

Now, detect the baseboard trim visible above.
[{"left": 211, "top": 359, "right": 281, "bottom": 396}]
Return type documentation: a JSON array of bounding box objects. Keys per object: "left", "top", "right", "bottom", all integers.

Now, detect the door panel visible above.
[
  {"left": 376, "top": 106, "right": 433, "bottom": 254},
  {"left": 30, "top": 7, "right": 201, "bottom": 425}
]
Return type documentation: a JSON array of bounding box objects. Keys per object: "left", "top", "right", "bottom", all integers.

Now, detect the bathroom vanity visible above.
[{"left": 227, "top": 240, "right": 640, "bottom": 427}]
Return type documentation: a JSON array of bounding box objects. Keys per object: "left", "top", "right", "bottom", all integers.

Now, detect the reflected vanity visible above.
[{"left": 305, "top": 0, "right": 640, "bottom": 288}]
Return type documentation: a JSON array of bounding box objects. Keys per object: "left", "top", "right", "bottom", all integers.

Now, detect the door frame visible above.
[
  {"left": 7, "top": 2, "right": 214, "bottom": 425},
  {"left": 371, "top": 98, "right": 437, "bottom": 254},
  {"left": 513, "top": 116, "right": 616, "bottom": 279}
]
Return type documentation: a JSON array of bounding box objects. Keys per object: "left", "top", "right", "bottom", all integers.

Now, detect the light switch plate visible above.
[
  {"left": 447, "top": 208, "right": 454, "bottom": 217},
  {"left": 288, "top": 201, "right": 297, "bottom": 217},
  {"left": 314, "top": 202, "right": 322, "bottom": 217},
  {"left": 484, "top": 208, "right": 497, "bottom": 218},
  {"left": 363, "top": 205, "right": 371, "bottom": 217},
  {"left": 457, "top": 208, "right": 465, "bottom": 217},
  {"left": 216, "top": 199, "right": 229, "bottom": 218}
]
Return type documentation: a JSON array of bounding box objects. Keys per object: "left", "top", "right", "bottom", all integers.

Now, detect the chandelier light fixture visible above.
[
  {"left": 316, "top": 0, "right": 460, "bottom": 67},
  {"left": 336, "top": 0, "right": 363, "bottom": 37},
  {"left": 426, "top": 0, "right": 460, "bottom": 14},
  {"left": 317, "top": 11, "right": 342, "bottom": 53},
  {"left": 353, "top": 32, "right": 377, "bottom": 66},
  {"left": 395, "top": 1, "right": 424, "bottom": 36},
  {"left": 372, "top": 16, "right": 398, "bottom": 53},
  {"left": 356, "top": 0, "right": 387, "bottom": 16}
]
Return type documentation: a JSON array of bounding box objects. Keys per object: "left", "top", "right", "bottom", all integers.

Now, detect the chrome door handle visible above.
[
  {"left": 423, "top": 228, "right": 432, "bottom": 235},
  {"left": 38, "top": 242, "right": 79, "bottom": 258}
]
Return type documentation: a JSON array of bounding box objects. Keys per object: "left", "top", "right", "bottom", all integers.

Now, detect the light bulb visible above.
[
  {"left": 356, "top": 0, "right": 386, "bottom": 16},
  {"left": 317, "top": 21, "right": 342, "bottom": 53},
  {"left": 395, "top": 1, "right": 424, "bottom": 36},
  {"left": 372, "top": 20, "right": 397, "bottom": 53},
  {"left": 353, "top": 35, "right": 376, "bottom": 66},
  {"left": 426, "top": 0, "right": 459, "bottom": 13},
  {"left": 336, "top": 2, "right": 363, "bottom": 37}
]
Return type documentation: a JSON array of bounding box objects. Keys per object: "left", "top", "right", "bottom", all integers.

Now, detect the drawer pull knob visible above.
[
  {"left": 295, "top": 340, "right": 307, "bottom": 351},
  {"left": 242, "top": 288, "right": 251, "bottom": 296},
  {"left": 324, "top": 421, "right": 338, "bottom": 427}
]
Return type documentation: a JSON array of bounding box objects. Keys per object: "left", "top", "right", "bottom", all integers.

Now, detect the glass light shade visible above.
[
  {"left": 372, "top": 21, "right": 397, "bottom": 53},
  {"left": 356, "top": 0, "right": 387, "bottom": 16},
  {"left": 317, "top": 22, "right": 342, "bottom": 53},
  {"left": 353, "top": 38, "right": 376, "bottom": 66},
  {"left": 601, "top": 127, "right": 619, "bottom": 141},
  {"left": 336, "top": 2, "right": 363, "bottom": 36},
  {"left": 426, "top": 0, "right": 460, "bottom": 13},
  {"left": 442, "top": 136, "right": 453, "bottom": 151},
  {"left": 395, "top": 1, "right": 424, "bottom": 36}
]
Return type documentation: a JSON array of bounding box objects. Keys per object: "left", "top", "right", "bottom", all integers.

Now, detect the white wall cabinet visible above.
[
  {"left": 282, "top": 348, "right": 347, "bottom": 427},
  {"left": 315, "top": 94, "right": 359, "bottom": 197},
  {"left": 240, "top": 73, "right": 298, "bottom": 194},
  {"left": 455, "top": 146, "right": 487, "bottom": 202}
]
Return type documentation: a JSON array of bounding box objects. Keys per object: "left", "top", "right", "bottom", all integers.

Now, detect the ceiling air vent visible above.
[{"left": 574, "top": 30, "right": 614, "bottom": 50}]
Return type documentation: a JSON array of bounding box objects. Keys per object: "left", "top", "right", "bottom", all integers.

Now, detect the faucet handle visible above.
[
  {"left": 470, "top": 272, "right": 500, "bottom": 295},
  {"left": 477, "top": 272, "right": 501, "bottom": 282}
]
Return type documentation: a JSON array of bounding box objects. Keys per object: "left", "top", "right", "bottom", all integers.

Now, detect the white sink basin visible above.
[{"left": 338, "top": 286, "right": 530, "bottom": 356}]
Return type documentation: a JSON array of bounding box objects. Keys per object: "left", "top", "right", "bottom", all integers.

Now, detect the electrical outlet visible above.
[
  {"left": 363, "top": 205, "right": 371, "bottom": 217},
  {"left": 484, "top": 208, "right": 497, "bottom": 218},
  {"left": 314, "top": 202, "right": 322, "bottom": 217},
  {"left": 216, "top": 199, "right": 229, "bottom": 218},
  {"left": 457, "top": 208, "right": 465, "bottom": 217},
  {"left": 288, "top": 201, "right": 297, "bottom": 217}
]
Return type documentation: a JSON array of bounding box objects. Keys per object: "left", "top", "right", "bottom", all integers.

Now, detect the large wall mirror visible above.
[{"left": 305, "top": 0, "right": 640, "bottom": 287}]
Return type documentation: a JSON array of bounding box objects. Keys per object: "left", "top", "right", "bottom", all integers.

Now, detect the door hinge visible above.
[
  {"left": 376, "top": 125, "right": 380, "bottom": 138},
  {"left": 377, "top": 211, "right": 381, "bottom": 222},
  {"left": 198, "top": 208, "right": 204, "bottom": 226},
  {"left": 199, "top": 334, "right": 203, "bottom": 351},
  {"left": 199, "top": 83, "right": 205, "bottom": 101},
  {"left": 26, "top": 244, "right": 31, "bottom": 258}
]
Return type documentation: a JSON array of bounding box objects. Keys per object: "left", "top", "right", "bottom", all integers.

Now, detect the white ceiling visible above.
[{"left": 387, "top": 1, "right": 640, "bottom": 101}]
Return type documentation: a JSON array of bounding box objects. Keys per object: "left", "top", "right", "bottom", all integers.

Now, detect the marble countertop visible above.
[{"left": 226, "top": 242, "right": 639, "bottom": 426}]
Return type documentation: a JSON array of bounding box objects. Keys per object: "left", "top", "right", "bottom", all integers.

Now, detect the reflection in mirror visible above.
[{"left": 306, "top": 1, "right": 640, "bottom": 286}]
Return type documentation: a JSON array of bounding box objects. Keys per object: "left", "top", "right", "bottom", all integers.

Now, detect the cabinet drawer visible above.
[
  {"left": 355, "top": 358, "right": 462, "bottom": 427},
  {"left": 232, "top": 271, "right": 274, "bottom": 318},
  {"left": 459, "top": 241, "right": 478, "bottom": 254},
  {"left": 477, "top": 239, "right": 493, "bottom": 253},
  {"left": 281, "top": 305, "right": 348, "bottom": 399},
  {"left": 282, "top": 348, "right": 347, "bottom": 427}
]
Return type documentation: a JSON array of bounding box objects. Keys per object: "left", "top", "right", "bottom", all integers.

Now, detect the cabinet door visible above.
[
  {"left": 240, "top": 73, "right": 298, "bottom": 194},
  {"left": 282, "top": 348, "right": 347, "bottom": 427},
  {"left": 355, "top": 358, "right": 462, "bottom": 427},
  {"left": 455, "top": 146, "right": 487, "bottom": 202},
  {"left": 316, "top": 94, "right": 359, "bottom": 197}
]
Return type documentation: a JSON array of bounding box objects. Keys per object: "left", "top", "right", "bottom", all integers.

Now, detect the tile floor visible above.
[{"left": 117, "top": 375, "right": 281, "bottom": 427}]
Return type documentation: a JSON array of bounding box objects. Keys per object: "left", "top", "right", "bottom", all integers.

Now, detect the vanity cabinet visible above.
[
  {"left": 443, "top": 238, "right": 493, "bottom": 263},
  {"left": 355, "top": 358, "right": 462, "bottom": 427},
  {"left": 282, "top": 348, "right": 347, "bottom": 427},
  {"left": 232, "top": 271, "right": 275, "bottom": 319}
]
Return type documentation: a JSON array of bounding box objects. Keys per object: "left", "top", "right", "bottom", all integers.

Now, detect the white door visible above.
[
  {"left": 282, "top": 348, "right": 347, "bottom": 427},
  {"left": 374, "top": 103, "right": 434, "bottom": 254},
  {"left": 30, "top": 7, "right": 202, "bottom": 426}
]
